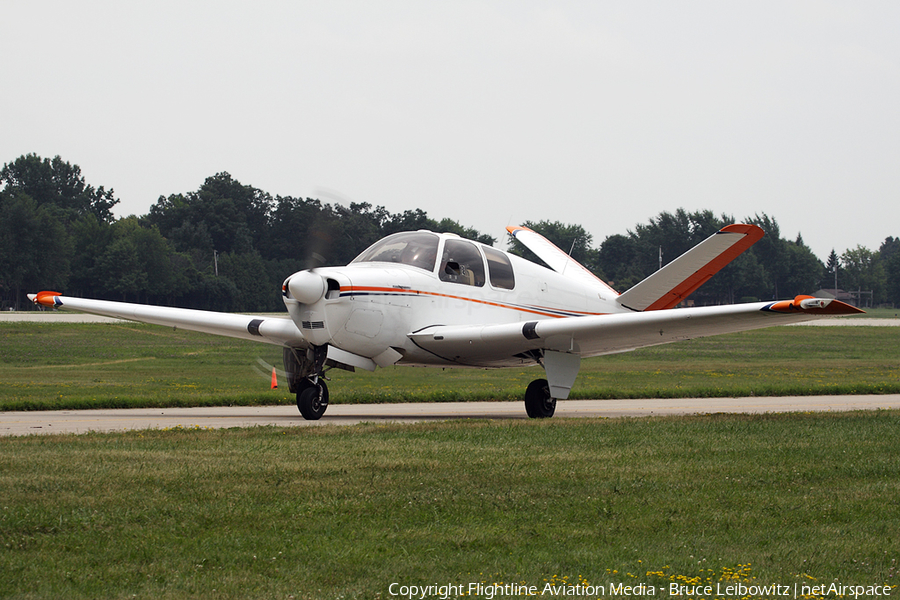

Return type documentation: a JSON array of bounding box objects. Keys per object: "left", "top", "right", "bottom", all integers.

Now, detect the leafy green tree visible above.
[
  {"left": 67, "top": 214, "right": 115, "bottom": 297},
  {"left": 188, "top": 275, "right": 240, "bottom": 312},
  {"left": 782, "top": 241, "right": 825, "bottom": 298},
  {"left": 0, "top": 154, "right": 118, "bottom": 224},
  {"left": 263, "top": 196, "right": 368, "bottom": 268},
  {"left": 0, "top": 192, "right": 71, "bottom": 309},
  {"left": 823, "top": 250, "right": 840, "bottom": 291},
  {"left": 264, "top": 197, "right": 495, "bottom": 268},
  {"left": 841, "top": 245, "right": 885, "bottom": 306},
  {"left": 146, "top": 172, "right": 273, "bottom": 255},
  {"left": 596, "top": 234, "right": 640, "bottom": 291},
  {"left": 262, "top": 196, "right": 328, "bottom": 265},
  {"left": 99, "top": 230, "right": 146, "bottom": 300},
  {"left": 629, "top": 209, "right": 725, "bottom": 275},
  {"left": 384, "top": 208, "right": 432, "bottom": 235},
  {"left": 744, "top": 213, "right": 786, "bottom": 299},
  {"left": 0, "top": 154, "right": 124, "bottom": 307},
  {"left": 879, "top": 237, "right": 900, "bottom": 306},
  {"left": 880, "top": 237, "right": 900, "bottom": 262},
  {"left": 136, "top": 224, "right": 179, "bottom": 301},
  {"left": 93, "top": 218, "right": 180, "bottom": 302},
  {"left": 430, "top": 218, "right": 496, "bottom": 246},
  {"left": 10, "top": 153, "right": 848, "bottom": 312},
  {"left": 216, "top": 251, "right": 279, "bottom": 312},
  {"left": 598, "top": 209, "right": 742, "bottom": 302},
  {"left": 741, "top": 214, "right": 821, "bottom": 300},
  {"left": 697, "top": 246, "right": 769, "bottom": 305}
]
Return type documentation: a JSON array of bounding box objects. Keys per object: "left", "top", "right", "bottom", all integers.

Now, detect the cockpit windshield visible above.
[{"left": 350, "top": 231, "right": 440, "bottom": 272}]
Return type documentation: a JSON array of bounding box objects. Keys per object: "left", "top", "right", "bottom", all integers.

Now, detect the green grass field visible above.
[
  {"left": 1, "top": 413, "right": 898, "bottom": 599},
  {"left": 1, "top": 321, "right": 898, "bottom": 599},
  {"left": 1, "top": 321, "right": 898, "bottom": 410}
]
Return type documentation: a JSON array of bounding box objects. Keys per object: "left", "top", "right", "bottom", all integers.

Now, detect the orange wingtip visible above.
[
  {"left": 764, "top": 295, "right": 865, "bottom": 315},
  {"left": 506, "top": 225, "right": 533, "bottom": 235},
  {"left": 33, "top": 291, "right": 62, "bottom": 307},
  {"left": 719, "top": 223, "right": 766, "bottom": 242}
]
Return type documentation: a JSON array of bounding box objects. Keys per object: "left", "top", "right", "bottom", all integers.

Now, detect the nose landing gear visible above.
[
  {"left": 285, "top": 344, "right": 331, "bottom": 421},
  {"left": 296, "top": 379, "right": 329, "bottom": 420}
]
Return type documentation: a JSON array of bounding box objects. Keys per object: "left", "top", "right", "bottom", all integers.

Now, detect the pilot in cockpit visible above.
[
  {"left": 401, "top": 243, "right": 437, "bottom": 271},
  {"left": 440, "top": 255, "right": 475, "bottom": 285}
]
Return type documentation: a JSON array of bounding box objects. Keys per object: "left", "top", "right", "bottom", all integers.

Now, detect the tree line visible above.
[
  {"left": 2, "top": 154, "right": 897, "bottom": 312},
  {"left": 511, "top": 213, "right": 899, "bottom": 308}
]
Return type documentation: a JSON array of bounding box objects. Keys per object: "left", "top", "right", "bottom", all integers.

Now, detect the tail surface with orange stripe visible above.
[{"left": 616, "top": 224, "right": 765, "bottom": 312}]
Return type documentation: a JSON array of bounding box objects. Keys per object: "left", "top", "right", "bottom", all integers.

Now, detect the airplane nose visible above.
[{"left": 285, "top": 271, "right": 326, "bottom": 304}]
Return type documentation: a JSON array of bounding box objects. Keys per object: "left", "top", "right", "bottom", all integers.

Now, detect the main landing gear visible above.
[{"left": 524, "top": 378, "right": 556, "bottom": 418}]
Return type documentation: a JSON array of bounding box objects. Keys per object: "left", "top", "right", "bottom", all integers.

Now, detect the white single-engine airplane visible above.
[{"left": 30, "top": 224, "right": 862, "bottom": 419}]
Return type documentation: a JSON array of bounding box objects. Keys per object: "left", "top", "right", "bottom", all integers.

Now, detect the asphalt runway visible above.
[{"left": 2, "top": 395, "right": 898, "bottom": 436}]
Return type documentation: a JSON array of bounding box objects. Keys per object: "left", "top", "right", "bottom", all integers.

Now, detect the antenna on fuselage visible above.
[{"left": 562, "top": 238, "right": 578, "bottom": 276}]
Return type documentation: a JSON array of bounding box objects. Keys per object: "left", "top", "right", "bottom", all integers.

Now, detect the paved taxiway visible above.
[
  {"left": 2, "top": 395, "right": 898, "bottom": 436},
  {"left": 3, "top": 313, "right": 897, "bottom": 436}
]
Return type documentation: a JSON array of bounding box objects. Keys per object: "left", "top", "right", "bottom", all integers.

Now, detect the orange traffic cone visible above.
[{"left": 271, "top": 367, "right": 278, "bottom": 389}]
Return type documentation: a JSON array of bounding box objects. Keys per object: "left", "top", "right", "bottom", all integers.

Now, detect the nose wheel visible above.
[{"left": 296, "top": 379, "right": 329, "bottom": 420}]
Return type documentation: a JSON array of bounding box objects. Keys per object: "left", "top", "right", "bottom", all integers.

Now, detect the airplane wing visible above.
[
  {"left": 616, "top": 224, "right": 765, "bottom": 311},
  {"left": 27, "top": 291, "right": 306, "bottom": 347},
  {"left": 506, "top": 225, "right": 618, "bottom": 296},
  {"left": 409, "top": 295, "right": 863, "bottom": 364}
]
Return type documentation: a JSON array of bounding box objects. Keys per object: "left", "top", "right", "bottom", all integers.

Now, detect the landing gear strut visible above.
[{"left": 524, "top": 378, "right": 556, "bottom": 418}]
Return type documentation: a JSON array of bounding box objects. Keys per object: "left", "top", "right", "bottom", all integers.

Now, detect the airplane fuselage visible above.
[{"left": 282, "top": 231, "right": 621, "bottom": 368}]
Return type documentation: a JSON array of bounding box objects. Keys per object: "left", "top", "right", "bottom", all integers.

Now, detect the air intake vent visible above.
[{"left": 302, "top": 321, "right": 325, "bottom": 330}]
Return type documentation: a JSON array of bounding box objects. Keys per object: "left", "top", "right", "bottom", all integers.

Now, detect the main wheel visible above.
[
  {"left": 524, "top": 378, "right": 556, "bottom": 418},
  {"left": 297, "top": 380, "right": 329, "bottom": 420}
]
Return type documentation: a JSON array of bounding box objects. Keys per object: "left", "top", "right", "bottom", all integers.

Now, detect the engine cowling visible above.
[
  {"left": 284, "top": 270, "right": 326, "bottom": 305},
  {"left": 282, "top": 269, "right": 353, "bottom": 347}
]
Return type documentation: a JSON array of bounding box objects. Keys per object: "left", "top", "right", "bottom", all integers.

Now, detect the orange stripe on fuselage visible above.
[{"left": 341, "top": 286, "right": 605, "bottom": 319}]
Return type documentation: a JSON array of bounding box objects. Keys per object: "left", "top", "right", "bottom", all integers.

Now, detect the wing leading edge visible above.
[{"left": 28, "top": 291, "right": 306, "bottom": 347}]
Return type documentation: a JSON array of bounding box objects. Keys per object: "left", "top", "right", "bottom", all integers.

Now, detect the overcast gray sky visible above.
[{"left": 3, "top": 1, "right": 898, "bottom": 260}]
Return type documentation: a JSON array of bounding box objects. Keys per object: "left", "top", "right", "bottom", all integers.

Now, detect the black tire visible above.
[
  {"left": 297, "top": 381, "right": 329, "bottom": 420},
  {"left": 524, "top": 378, "right": 556, "bottom": 418}
]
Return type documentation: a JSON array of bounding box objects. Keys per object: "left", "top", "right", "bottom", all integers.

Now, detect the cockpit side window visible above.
[
  {"left": 350, "top": 232, "right": 439, "bottom": 272},
  {"left": 439, "top": 239, "right": 485, "bottom": 287},
  {"left": 483, "top": 246, "right": 515, "bottom": 290}
]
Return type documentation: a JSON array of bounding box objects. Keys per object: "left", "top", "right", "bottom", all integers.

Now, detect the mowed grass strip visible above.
[
  {"left": 0, "top": 412, "right": 898, "bottom": 599},
  {"left": 1, "top": 321, "right": 899, "bottom": 410}
]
